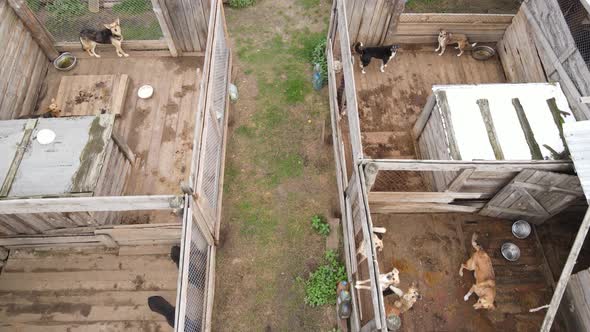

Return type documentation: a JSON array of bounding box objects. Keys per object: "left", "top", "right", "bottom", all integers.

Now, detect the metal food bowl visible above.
[
  {"left": 53, "top": 52, "right": 77, "bottom": 71},
  {"left": 471, "top": 45, "right": 496, "bottom": 61},
  {"left": 512, "top": 220, "right": 532, "bottom": 239},
  {"left": 501, "top": 242, "right": 521, "bottom": 262}
]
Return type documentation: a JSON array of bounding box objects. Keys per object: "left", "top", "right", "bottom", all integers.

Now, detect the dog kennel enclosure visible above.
[
  {"left": 0, "top": 0, "right": 231, "bottom": 331},
  {"left": 328, "top": 0, "right": 590, "bottom": 330}
]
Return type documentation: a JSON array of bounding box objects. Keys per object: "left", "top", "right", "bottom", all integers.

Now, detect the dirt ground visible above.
[
  {"left": 405, "top": 0, "right": 521, "bottom": 14},
  {"left": 213, "top": 0, "right": 339, "bottom": 331},
  {"left": 372, "top": 213, "right": 553, "bottom": 332}
]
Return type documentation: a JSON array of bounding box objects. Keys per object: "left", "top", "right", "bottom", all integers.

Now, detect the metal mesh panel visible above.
[
  {"left": 26, "top": 0, "right": 162, "bottom": 42},
  {"left": 182, "top": 215, "right": 210, "bottom": 332},
  {"left": 200, "top": 8, "right": 229, "bottom": 213},
  {"left": 372, "top": 170, "right": 427, "bottom": 192},
  {"left": 557, "top": 0, "right": 590, "bottom": 69}
]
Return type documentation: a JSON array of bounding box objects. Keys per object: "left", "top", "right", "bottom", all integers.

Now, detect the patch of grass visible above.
[
  {"left": 229, "top": 0, "right": 256, "bottom": 8},
  {"left": 46, "top": 0, "right": 87, "bottom": 25},
  {"left": 253, "top": 105, "right": 284, "bottom": 132},
  {"left": 305, "top": 250, "right": 347, "bottom": 306},
  {"left": 299, "top": 0, "right": 320, "bottom": 9},
  {"left": 238, "top": 201, "right": 278, "bottom": 243},
  {"left": 112, "top": 0, "right": 151, "bottom": 14},
  {"left": 283, "top": 75, "right": 309, "bottom": 104},
  {"left": 122, "top": 21, "right": 163, "bottom": 40},
  {"left": 267, "top": 152, "right": 304, "bottom": 186},
  {"left": 235, "top": 125, "right": 256, "bottom": 138},
  {"left": 311, "top": 215, "right": 330, "bottom": 236}
]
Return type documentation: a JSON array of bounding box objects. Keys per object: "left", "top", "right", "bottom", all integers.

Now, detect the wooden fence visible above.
[
  {"left": 176, "top": 0, "right": 230, "bottom": 331},
  {"left": 0, "top": 0, "right": 50, "bottom": 119},
  {"left": 498, "top": 0, "right": 590, "bottom": 120},
  {"left": 344, "top": 0, "right": 513, "bottom": 46}
]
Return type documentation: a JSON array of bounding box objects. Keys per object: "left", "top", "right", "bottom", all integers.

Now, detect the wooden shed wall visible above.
[
  {"left": 155, "top": 0, "right": 210, "bottom": 53},
  {"left": 0, "top": 0, "right": 48, "bottom": 120},
  {"left": 0, "top": 142, "right": 131, "bottom": 236},
  {"left": 514, "top": 0, "right": 590, "bottom": 120},
  {"left": 497, "top": 9, "right": 547, "bottom": 83}
]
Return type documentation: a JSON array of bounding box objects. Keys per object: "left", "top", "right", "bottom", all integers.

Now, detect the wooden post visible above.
[
  {"left": 512, "top": 98, "right": 543, "bottom": 159},
  {"left": 151, "top": 0, "right": 179, "bottom": 57},
  {"left": 382, "top": 0, "right": 406, "bottom": 45},
  {"left": 541, "top": 208, "right": 590, "bottom": 332},
  {"left": 7, "top": 0, "right": 58, "bottom": 60},
  {"left": 412, "top": 94, "right": 436, "bottom": 138},
  {"left": 477, "top": 99, "right": 505, "bottom": 160},
  {"left": 364, "top": 162, "right": 379, "bottom": 192}
]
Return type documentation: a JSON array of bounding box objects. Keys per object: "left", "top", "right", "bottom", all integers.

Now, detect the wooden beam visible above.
[
  {"left": 541, "top": 208, "right": 590, "bottom": 331},
  {"left": 370, "top": 202, "right": 480, "bottom": 214},
  {"left": 0, "top": 119, "right": 36, "bottom": 197},
  {"left": 7, "top": 0, "right": 58, "bottom": 60},
  {"left": 150, "top": 0, "right": 179, "bottom": 57},
  {"left": 477, "top": 99, "right": 504, "bottom": 160},
  {"left": 364, "top": 162, "right": 379, "bottom": 192},
  {"left": 111, "top": 131, "right": 135, "bottom": 165},
  {"left": 0, "top": 195, "right": 183, "bottom": 214},
  {"left": 446, "top": 168, "right": 475, "bottom": 192},
  {"left": 55, "top": 40, "right": 169, "bottom": 52},
  {"left": 412, "top": 94, "right": 436, "bottom": 138},
  {"left": 337, "top": 0, "right": 363, "bottom": 161},
  {"left": 485, "top": 205, "right": 547, "bottom": 217},
  {"left": 366, "top": 160, "right": 573, "bottom": 172},
  {"left": 512, "top": 181, "right": 584, "bottom": 197},
  {"left": 436, "top": 91, "right": 462, "bottom": 160},
  {"left": 368, "top": 191, "right": 487, "bottom": 204},
  {"left": 515, "top": 187, "right": 550, "bottom": 216},
  {"left": 513, "top": 98, "right": 543, "bottom": 159}
]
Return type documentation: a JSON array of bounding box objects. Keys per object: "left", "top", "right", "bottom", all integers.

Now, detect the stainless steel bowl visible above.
[
  {"left": 512, "top": 220, "right": 532, "bottom": 239},
  {"left": 501, "top": 242, "right": 521, "bottom": 262},
  {"left": 471, "top": 45, "right": 496, "bottom": 61},
  {"left": 53, "top": 52, "right": 77, "bottom": 71}
]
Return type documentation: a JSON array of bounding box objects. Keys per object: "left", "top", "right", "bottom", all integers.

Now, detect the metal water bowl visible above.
[
  {"left": 512, "top": 220, "right": 532, "bottom": 239},
  {"left": 501, "top": 242, "right": 521, "bottom": 262},
  {"left": 471, "top": 45, "right": 496, "bottom": 61}
]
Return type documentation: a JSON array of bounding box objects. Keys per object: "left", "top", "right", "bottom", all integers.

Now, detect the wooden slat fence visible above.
[
  {"left": 516, "top": 0, "right": 590, "bottom": 120},
  {"left": 0, "top": 0, "right": 49, "bottom": 120},
  {"left": 176, "top": 1, "right": 230, "bottom": 330}
]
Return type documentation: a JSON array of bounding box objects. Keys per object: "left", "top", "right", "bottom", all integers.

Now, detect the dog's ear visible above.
[
  {"left": 104, "top": 23, "right": 111, "bottom": 29},
  {"left": 116, "top": 18, "right": 120, "bottom": 25}
]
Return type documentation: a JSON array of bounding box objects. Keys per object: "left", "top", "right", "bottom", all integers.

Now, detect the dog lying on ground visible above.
[
  {"left": 80, "top": 18, "right": 129, "bottom": 58},
  {"left": 354, "top": 42, "right": 400, "bottom": 74},
  {"left": 385, "top": 281, "right": 422, "bottom": 316},
  {"left": 357, "top": 227, "right": 386, "bottom": 263},
  {"left": 460, "top": 233, "right": 496, "bottom": 310},
  {"left": 435, "top": 29, "right": 477, "bottom": 57},
  {"left": 355, "top": 267, "right": 400, "bottom": 295}
]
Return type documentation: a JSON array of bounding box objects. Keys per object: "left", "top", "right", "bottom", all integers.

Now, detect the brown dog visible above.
[
  {"left": 385, "top": 281, "right": 421, "bottom": 316},
  {"left": 435, "top": 29, "right": 477, "bottom": 57},
  {"left": 459, "top": 233, "right": 496, "bottom": 310}
]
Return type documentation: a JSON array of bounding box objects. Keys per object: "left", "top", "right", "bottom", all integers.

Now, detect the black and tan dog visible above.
[
  {"left": 80, "top": 19, "right": 129, "bottom": 58},
  {"left": 354, "top": 42, "right": 400, "bottom": 74}
]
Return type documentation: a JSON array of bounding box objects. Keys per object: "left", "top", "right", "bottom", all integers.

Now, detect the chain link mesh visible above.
[
  {"left": 25, "top": 0, "right": 162, "bottom": 42},
  {"left": 372, "top": 170, "right": 427, "bottom": 192},
  {"left": 557, "top": 0, "right": 590, "bottom": 69},
  {"left": 182, "top": 217, "right": 210, "bottom": 332},
  {"left": 200, "top": 9, "right": 229, "bottom": 215}
]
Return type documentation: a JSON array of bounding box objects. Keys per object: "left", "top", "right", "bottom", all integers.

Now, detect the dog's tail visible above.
[
  {"left": 471, "top": 233, "right": 483, "bottom": 251},
  {"left": 354, "top": 42, "right": 364, "bottom": 54},
  {"left": 471, "top": 42, "right": 478, "bottom": 48}
]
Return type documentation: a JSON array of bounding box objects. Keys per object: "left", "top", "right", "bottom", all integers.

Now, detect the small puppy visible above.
[
  {"left": 18, "top": 98, "right": 60, "bottom": 119},
  {"left": 385, "top": 282, "right": 422, "bottom": 316},
  {"left": 357, "top": 226, "right": 386, "bottom": 263},
  {"left": 435, "top": 29, "right": 477, "bottom": 57},
  {"left": 80, "top": 19, "right": 129, "bottom": 58},
  {"left": 354, "top": 42, "right": 400, "bottom": 74},
  {"left": 459, "top": 233, "right": 496, "bottom": 310},
  {"left": 356, "top": 267, "right": 400, "bottom": 294}
]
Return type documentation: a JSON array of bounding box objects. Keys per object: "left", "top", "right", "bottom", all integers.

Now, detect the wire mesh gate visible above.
[
  {"left": 23, "top": 0, "right": 162, "bottom": 42},
  {"left": 557, "top": 0, "right": 590, "bottom": 69},
  {"left": 176, "top": 0, "right": 230, "bottom": 331}
]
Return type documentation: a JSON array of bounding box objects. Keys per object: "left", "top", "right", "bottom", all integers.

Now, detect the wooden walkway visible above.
[
  {"left": 38, "top": 56, "right": 203, "bottom": 224},
  {"left": 0, "top": 246, "right": 178, "bottom": 331}
]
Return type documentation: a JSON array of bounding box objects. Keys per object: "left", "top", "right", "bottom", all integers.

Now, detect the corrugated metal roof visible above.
[{"left": 564, "top": 120, "right": 590, "bottom": 202}]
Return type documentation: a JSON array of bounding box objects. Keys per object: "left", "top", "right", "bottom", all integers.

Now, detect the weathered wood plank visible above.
[
  {"left": 6, "top": 0, "right": 58, "bottom": 59},
  {"left": 368, "top": 160, "right": 573, "bottom": 172},
  {"left": 368, "top": 191, "right": 486, "bottom": 204},
  {"left": 0, "top": 195, "right": 183, "bottom": 214}
]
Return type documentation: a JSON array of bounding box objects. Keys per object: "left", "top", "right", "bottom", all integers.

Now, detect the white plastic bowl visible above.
[
  {"left": 138, "top": 85, "right": 154, "bottom": 99},
  {"left": 36, "top": 129, "right": 56, "bottom": 145}
]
